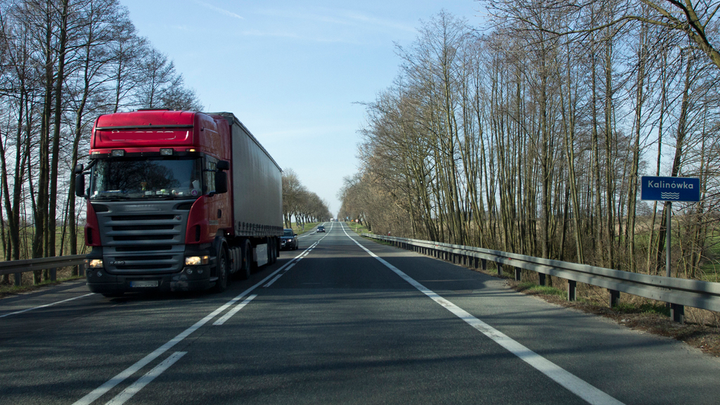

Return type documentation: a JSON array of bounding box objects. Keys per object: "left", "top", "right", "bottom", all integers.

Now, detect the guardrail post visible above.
[
  {"left": 14, "top": 272, "right": 21, "bottom": 286},
  {"left": 609, "top": 290, "right": 620, "bottom": 307},
  {"left": 481, "top": 259, "right": 487, "bottom": 271},
  {"left": 538, "top": 273, "right": 546, "bottom": 286},
  {"left": 50, "top": 267, "right": 57, "bottom": 281},
  {"left": 568, "top": 280, "right": 577, "bottom": 301},
  {"left": 514, "top": 267, "right": 522, "bottom": 281},
  {"left": 496, "top": 261, "right": 502, "bottom": 277},
  {"left": 671, "top": 304, "right": 684, "bottom": 323}
]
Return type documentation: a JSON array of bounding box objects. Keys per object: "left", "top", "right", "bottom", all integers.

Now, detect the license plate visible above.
[{"left": 130, "top": 280, "right": 159, "bottom": 288}]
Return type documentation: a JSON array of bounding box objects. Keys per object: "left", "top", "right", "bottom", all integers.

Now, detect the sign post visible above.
[{"left": 640, "top": 176, "right": 700, "bottom": 323}]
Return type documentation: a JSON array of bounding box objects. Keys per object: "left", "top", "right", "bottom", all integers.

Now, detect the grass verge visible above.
[{"left": 0, "top": 275, "right": 84, "bottom": 299}]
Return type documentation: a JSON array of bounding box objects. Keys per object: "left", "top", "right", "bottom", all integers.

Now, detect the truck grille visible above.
[{"left": 93, "top": 202, "right": 190, "bottom": 275}]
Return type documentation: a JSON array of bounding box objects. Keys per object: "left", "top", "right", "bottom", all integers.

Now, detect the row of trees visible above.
[
  {"left": 282, "top": 169, "right": 332, "bottom": 228},
  {"left": 340, "top": 1, "right": 720, "bottom": 280},
  {"left": 0, "top": 0, "right": 202, "bottom": 283}
]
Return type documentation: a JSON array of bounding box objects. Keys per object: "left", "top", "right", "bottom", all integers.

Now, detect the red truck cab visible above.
[{"left": 76, "top": 110, "right": 252, "bottom": 296}]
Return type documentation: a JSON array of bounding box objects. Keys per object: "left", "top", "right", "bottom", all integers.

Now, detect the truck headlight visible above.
[
  {"left": 89, "top": 259, "right": 104, "bottom": 268},
  {"left": 185, "top": 256, "right": 209, "bottom": 266}
]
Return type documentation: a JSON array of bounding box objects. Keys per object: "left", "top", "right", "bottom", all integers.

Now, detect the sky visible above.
[{"left": 119, "top": 0, "right": 487, "bottom": 216}]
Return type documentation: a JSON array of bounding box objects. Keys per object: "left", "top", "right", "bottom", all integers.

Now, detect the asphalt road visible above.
[{"left": 2, "top": 222, "right": 720, "bottom": 404}]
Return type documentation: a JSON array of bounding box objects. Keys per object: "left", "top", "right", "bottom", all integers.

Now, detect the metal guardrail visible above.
[
  {"left": 364, "top": 234, "right": 720, "bottom": 323},
  {"left": 0, "top": 255, "right": 86, "bottom": 286}
]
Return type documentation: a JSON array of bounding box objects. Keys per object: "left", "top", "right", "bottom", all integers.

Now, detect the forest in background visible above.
[
  {"left": 282, "top": 169, "right": 332, "bottom": 228},
  {"left": 0, "top": 0, "right": 204, "bottom": 283},
  {"left": 0, "top": 0, "right": 333, "bottom": 286},
  {"left": 339, "top": 1, "right": 720, "bottom": 281}
]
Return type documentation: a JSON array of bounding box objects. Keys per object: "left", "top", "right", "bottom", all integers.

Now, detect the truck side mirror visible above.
[
  {"left": 215, "top": 171, "right": 228, "bottom": 194},
  {"left": 75, "top": 174, "right": 86, "bottom": 197},
  {"left": 216, "top": 160, "right": 230, "bottom": 171},
  {"left": 74, "top": 164, "right": 85, "bottom": 197},
  {"left": 214, "top": 160, "right": 229, "bottom": 194}
]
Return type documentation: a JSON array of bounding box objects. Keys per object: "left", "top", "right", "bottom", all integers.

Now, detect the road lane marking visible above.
[
  {"left": 213, "top": 294, "right": 257, "bottom": 326},
  {"left": 73, "top": 240, "right": 322, "bottom": 404},
  {"left": 0, "top": 292, "right": 95, "bottom": 319},
  {"left": 262, "top": 240, "right": 323, "bottom": 289},
  {"left": 105, "top": 351, "right": 187, "bottom": 405},
  {"left": 76, "top": 231, "right": 328, "bottom": 403},
  {"left": 72, "top": 299, "right": 238, "bottom": 405},
  {"left": 263, "top": 272, "right": 286, "bottom": 288},
  {"left": 341, "top": 224, "right": 624, "bottom": 405}
]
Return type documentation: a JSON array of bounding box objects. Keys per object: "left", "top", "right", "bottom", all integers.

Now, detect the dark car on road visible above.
[
  {"left": 280, "top": 228, "right": 298, "bottom": 250},
  {"left": 317, "top": 225, "right": 325, "bottom": 233}
]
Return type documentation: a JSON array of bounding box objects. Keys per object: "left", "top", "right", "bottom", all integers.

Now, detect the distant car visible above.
[
  {"left": 317, "top": 225, "right": 325, "bottom": 233},
  {"left": 280, "top": 228, "right": 298, "bottom": 250}
]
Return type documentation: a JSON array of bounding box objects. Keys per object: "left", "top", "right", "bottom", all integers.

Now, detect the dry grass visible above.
[{"left": 0, "top": 266, "right": 83, "bottom": 299}]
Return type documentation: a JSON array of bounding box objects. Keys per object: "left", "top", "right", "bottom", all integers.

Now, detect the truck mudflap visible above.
[{"left": 86, "top": 265, "right": 213, "bottom": 293}]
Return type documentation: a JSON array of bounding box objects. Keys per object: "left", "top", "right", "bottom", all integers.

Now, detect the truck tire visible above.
[
  {"left": 273, "top": 239, "right": 279, "bottom": 263},
  {"left": 239, "top": 240, "right": 252, "bottom": 280},
  {"left": 211, "top": 248, "right": 229, "bottom": 293},
  {"left": 268, "top": 238, "right": 277, "bottom": 264}
]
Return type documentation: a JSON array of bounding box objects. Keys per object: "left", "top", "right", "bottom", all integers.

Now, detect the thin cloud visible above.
[
  {"left": 335, "top": 10, "right": 416, "bottom": 34},
  {"left": 258, "top": 7, "right": 416, "bottom": 35},
  {"left": 195, "top": 1, "right": 244, "bottom": 20}
]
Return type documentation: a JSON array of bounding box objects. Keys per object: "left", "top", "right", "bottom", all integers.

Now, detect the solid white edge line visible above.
[
  {"left": 0, "top": 292, "right": 95, "bottom": 319},
  {"left": 342, "top": 225, "right": 624, "bottom": 405},
  {"left": 213, "top": 294, "right": 258, "bottom": 326},
  {"left": 105, "top": 351, "right": 187, "bottom": 405}
]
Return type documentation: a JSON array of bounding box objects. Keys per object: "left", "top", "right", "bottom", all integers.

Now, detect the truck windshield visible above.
[{"left": 89, "top": 158, "right": 203, "bottom": 200}]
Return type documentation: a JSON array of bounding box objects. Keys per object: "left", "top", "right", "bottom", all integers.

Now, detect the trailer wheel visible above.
[
  {"left": 211, "top": 248, "right": 229, "bottom": 293},
  {"left": 239, "top": 241, "right": 252, "bottom": 280},
  {"left": 273, "top": 238, "right": 279, "bottom": 263},
  {"left": 268, "top": 238, "right": 277, "bottom": 264}
]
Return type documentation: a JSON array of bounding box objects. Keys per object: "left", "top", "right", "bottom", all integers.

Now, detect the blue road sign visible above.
[{"left": 641, "top": 176, "right": 700, "bottom": 202}]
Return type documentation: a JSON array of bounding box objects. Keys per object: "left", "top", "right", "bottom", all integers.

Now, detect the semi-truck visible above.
[{"left": 74, "top": 110, "right": 283, "bottom": 296}]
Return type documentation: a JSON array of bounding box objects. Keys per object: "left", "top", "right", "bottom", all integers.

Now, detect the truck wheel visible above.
[
  {"left": 211, "top": 249, "right": 229, "bottom": 293},
  {"left": 269, "top": 238, "right": 277, "bottom": 264},
  {"left": 273, "top": 239, "right": 279, "bottom": 262},
  {"left": 239, "top": 241, "right": 252, "bottom": 280}
]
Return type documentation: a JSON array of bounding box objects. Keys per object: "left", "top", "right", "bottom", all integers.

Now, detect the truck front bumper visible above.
[{"left": 86, "top": 265, "right": 214, "bottom": 294}]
